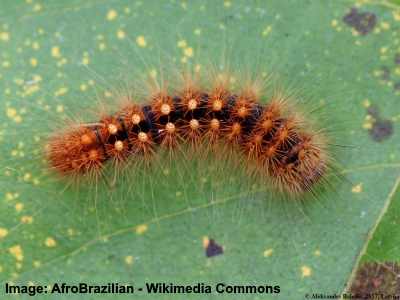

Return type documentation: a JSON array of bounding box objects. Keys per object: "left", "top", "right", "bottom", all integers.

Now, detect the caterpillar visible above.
[{"left": 45, "top": 72, "right": 332, "bottom": 197}]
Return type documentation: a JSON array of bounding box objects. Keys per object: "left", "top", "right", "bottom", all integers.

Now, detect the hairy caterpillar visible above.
[{"left": 46, "top": 71, "right": 333, "bottom": 197}]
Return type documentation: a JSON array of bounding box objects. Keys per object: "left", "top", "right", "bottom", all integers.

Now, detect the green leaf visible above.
[{"left": 0, "top": 1, "right": 399, "bottom": 299}]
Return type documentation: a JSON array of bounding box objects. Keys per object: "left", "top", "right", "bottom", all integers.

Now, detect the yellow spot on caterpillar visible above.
[
  {"left": 184, "top": 47, "right": 193, "bottom": 57},
  {"left": 21, "top": 215, "right": 33, "bottom": 224},
  {"left": 301, "top": 265, "right": 312, "bottom": 278},
  {"left": 314, "top": 249, "right": 321, "bottom": 256},
  {"left": 136, "top": 35, "right": 147, "bottom": 47},
  {"left": 380, "top": 47, "right": 388, "bottom": 55},
  {"left": 45, "top": 237, "right": 57, "bottom": 248},
  {"left": 125, "top": 256, "right": 134, "bottom": 265},
  {"left": 80, "top": 84, "right": 87, "bottom": 91},
  {"left": 15, "top": 203, "right": 24, "bottom": 212},
  {"left": 331, "top": 19, "right": 338, "bottom": 27},
  {"left": 263, "top": 248, "right": 273, "bottom": 257},
  {"left": 352, "top": 183, "right": 363, "bottom": 193},
  {"left": 117, "top": 29, "right": 126, "bottom": 39},
  {"left": 9, "top": 245, "right": 24, "bottom": 261},
  {"left": 30, "top": 58, "right": 38, "bottom": 67},
  {"left": 32, "top": 41, "right": 40, "bottom": 50},
  {"left": 55, "top": 87, "right": 68, "bottom": 96},
  {"left": 51, "top": 46, "right": 61, "bottom": 58},
  {"left": 135, "top": 224, "right": 148, "bottom": 235},
  {"left": 0, "top": 228, "right": 8, "bottom": 239},
  {"left": 106, "top": 9, "right": 118, "bottom": 21}
]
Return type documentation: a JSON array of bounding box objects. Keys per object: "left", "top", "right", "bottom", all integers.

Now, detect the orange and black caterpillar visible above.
[{"left": 46, "top": 74, "right": 331, "bottom": 196}]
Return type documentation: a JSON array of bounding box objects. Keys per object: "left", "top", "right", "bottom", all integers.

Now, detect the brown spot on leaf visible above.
[
  {"left": 348, "top": 262, "right": 400, "bottom": 295},
  {"left": 205, "top": 239, "right": 223, "bottom": 258},
  {"left": 343, "top": 8, "right": 377, "bottom": 35},
  {"left": 367, "top": 105, "right": 394, "bottom": 142}
]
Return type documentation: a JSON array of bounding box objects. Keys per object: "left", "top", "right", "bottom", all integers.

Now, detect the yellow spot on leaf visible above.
[
  {"left": 56, "top": 105, "right": 64, "bottom": 113},
  {"left": 136, "top": 35, "right": 147, "bottom": 47},
  {"left": 55, "top": 87, "right": 68, "bottom": 96},
  {"left": 177, "top": 40, "right": 187, "bottom": 48},
  {"left": 51, "top": 46, "right": 61, "bottom": 58},
  {"left": 15, "top": 203, "right": 24, "bottom": 212},
  {"left": 0, "top": 228, "right": 8, "bottom": 239},
  {"left": 33, "top": 261, "right": 41, "bottom": 268},
  {"left": 224, "top": 0, "right": 231, "bottom": 7},
  {"left": 393, "top": 11, "right": 400, "bottom": 21},
  {"left": 149, "top": 69, "right": 157, "bottom": 79},
  {"left": 21, "top": 215, "right": 33, "bottom": 224},
  {"left": 331, "top": 19, "right": 338, "bottom": 27},
  {"left": 301, "top": 265, "right": 312, "bottom": 278},
  {"left": 184, "top": 47, "right": 194, "bottom": 57},
  {"left": 262, "top": 25, "right": 272, "bottom": 37},
  {"left": 6, "top": 107, "right": 17, "bottom": 118},
  {"left": 30, "top": 58, "right": 38, "bottom": 67},
  {"left": 381, "top": 22, "right": 390, "bottom": 30},
  {"left": 82, "top": 56, "right": 89, "bottom": 65},
  {"left": 362, "top": 99, "right": 370, "bottom": 108},
  {"left": 117, "top": 29, "right": 126, "bottom": 39},
  {"left": 263, "top": 248, "right": 273, "bottom": 257},
  {"left": 106, "top": 9, "right": 118, "bottom": 21},
  {"left": 135, "top": 224, "right": 148, "bottom": 235},
  {"left": 0, "top": 32, "right": 10, "bottom": 41},
  {"left": 45, "top": 237, "right": 57, "bottom": 248},
  {"left": 314, "top": 249, "right": 321, "bottom": 256},
  {"left": 352, "top": 183, "right": 363, "bottom": 193},
  {"left": 125, "top": 256, "right": 134, "bottom": 265},
  {"left": 33, "top": 3, "right": 42, "bottom": 12},
  {"left": 9, "top": 245, "right": 24, "bottom": 261}
]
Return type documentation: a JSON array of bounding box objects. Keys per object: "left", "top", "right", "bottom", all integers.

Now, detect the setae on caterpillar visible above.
[{"left": 45, "top": 71, "right": 334, "bottom": 197}]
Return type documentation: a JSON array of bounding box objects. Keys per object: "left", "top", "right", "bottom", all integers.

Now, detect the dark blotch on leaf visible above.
[
  {"left": 343, "top": 8, "right": 377, "bottom": 35},
  {"left": 205, "top": 239, "right": 223, "bottom": 258},
  {"left": 380, "top": 66, "right": 390, "bottom": 81},
  {"left": 348, "top": 262, "right": 400, "bottom": 295},
  {"left": 367, "top": 105, "right": 394, "bottom": 142},
  {"left": 370, "top": 119, "right": 393, "bottom": 142},
  {"left": 395, "top": 53, "right": 400, "bottom": 65}
]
